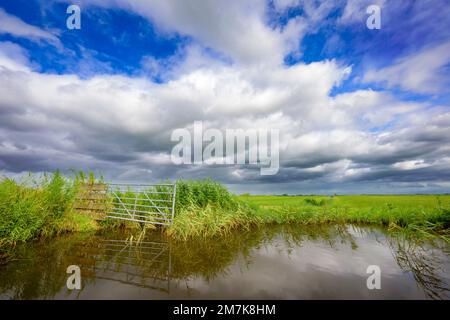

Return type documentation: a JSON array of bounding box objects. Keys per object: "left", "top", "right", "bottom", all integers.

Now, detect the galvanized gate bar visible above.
[{"left": 105, "top": 183, "right": 176, "bottom": 226}]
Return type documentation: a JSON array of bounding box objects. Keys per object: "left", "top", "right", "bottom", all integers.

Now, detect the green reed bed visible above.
[
  {"left": 166, "top": 179, "right": 259, "bottom": 239},
  {"left": 0, "top": 172, "right": 79, "bottom": 246}
]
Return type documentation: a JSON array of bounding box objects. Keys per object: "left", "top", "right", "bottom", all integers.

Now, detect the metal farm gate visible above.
[
  {"left": 107, "top": 183, "right": 177, "bottom": 226},
  {"left": 74, "top": 182, "right": 177, "bottom": 226}
]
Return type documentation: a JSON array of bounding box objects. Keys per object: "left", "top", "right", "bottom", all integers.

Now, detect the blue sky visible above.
[
  {"left": 0, "top": 0, "right": 449, "bottom": 194},
  {"left": 0, "top": 0, "right": 184, "bottom": 76},
  {"left": 0, "top": 1, "right": 446, "bottom": 81},
  {"left": 1, "top": 0, "right": 448, "bottom": 91}
]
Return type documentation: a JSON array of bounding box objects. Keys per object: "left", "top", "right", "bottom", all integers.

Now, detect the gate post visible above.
[{"left": 171, "top": 183, "right": 177, "bottom": 225}]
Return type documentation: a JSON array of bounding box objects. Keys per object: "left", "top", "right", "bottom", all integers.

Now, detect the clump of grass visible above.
[
  {"left": 166, "top": 179, "right": 258, "bottom": 239},
  {"left": 175, "top": 179, "right": 238, "bottom": 211},
  {"left": 0, "top": 178, "right": 47, "bottom": 244},
  {"left": 0, "top": 171, "right": 100, "bottom": 247}
]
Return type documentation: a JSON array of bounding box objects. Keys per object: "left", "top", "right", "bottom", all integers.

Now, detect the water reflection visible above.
[
  {"left": 0, "top": 225, "right": 448, "bottom": 299},
  {"left": 71, "top": 239, "right": 172, "bottom": 294},
  {"left": 387, "top": 235, "right": 450, "bottom": 300}
]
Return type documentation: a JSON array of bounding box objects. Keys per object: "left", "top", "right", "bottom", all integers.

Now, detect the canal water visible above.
[{"left": 0, "top": 224, "right": 449, "bottom": 299}]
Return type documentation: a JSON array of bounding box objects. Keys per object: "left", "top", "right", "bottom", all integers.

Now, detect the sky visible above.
[{"left": 0, "top": 0, "right": 449, "bottom": 194}]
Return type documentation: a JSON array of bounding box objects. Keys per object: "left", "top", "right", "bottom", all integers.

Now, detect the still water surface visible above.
[{"left": 0, "top": 224, "right": 449, "bottom": 299}]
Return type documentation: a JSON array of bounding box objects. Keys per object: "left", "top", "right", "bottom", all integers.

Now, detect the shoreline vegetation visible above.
[{"left": 1, "top": 171, "right": 449, "bottom": 262}]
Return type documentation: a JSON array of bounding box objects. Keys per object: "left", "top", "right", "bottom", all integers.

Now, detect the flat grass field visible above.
[
  {"left": 240, "top": 194, "right": 450, "bottom": 210},
  {"left": 236, "top": 194, "right": 450, "bottom": 238}
]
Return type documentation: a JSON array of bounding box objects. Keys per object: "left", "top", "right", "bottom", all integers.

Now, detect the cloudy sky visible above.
[{"left": 0, "top": 0, "right": 449, "bottom": 194}]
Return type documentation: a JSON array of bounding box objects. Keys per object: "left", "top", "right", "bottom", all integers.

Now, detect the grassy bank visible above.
[
  {"left": 0, "top": 172, "right": 101, "bottom": 247},
  {"left": 241, "top": 195, "right": 450, "bottom": 239},
  {"left": 169, "top": 191, "right": 450, "bottom": 239},
  {"left": 1, "top": 172, "right": 449, "bottom": 250}
]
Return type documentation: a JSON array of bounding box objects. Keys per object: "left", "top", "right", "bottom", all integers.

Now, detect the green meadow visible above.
[
  {"left": 242, "top": 194, "right": 450, "bottom": 209},
  {"left": 241, "top": 194, "right": 450, "bottom": 234}
]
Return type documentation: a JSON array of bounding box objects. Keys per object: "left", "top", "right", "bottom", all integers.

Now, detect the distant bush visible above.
[{"left": 304, "top": 198, "right": 328, "bottom": 206}]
